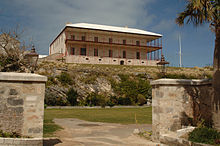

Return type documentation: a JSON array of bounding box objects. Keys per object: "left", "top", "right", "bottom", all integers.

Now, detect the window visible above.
[
  {"left": 123, "top": 51, "right": 126, "bottom": 58},
  {"left": 109, "top": 38, "right": 113, "bottom": 43},
  {"left": 71, "top": 35, "right": 75, "bottom": 40},
  {"left": 80, "top": 48, "right": 86, "bottom": 56},
  {"left": 70, "top": 48, "right": 75, "bottom": 55},
  {"left": 136, "top": 52, "right": 140, "bottom": 59},
  {"left": 94, "top": 48, "right": 98, "bottom": 56},
  {"left": 123, "top": 40, "right": 126, "bottom": 45},
  {"left": 136, "top": 41, "right": 140, "bottom": 46},
  {"left": 94, "top": 37, "right": 98, "bottom": 42},
  {"left": 109, "top": 50, "right": 113, "bottom": 57},
  {"left": 82, "top": 36, "right": 86, "bottom": 41}
]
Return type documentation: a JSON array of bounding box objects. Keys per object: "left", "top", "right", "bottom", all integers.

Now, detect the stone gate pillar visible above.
[
  {"left": 150, "top": 79, "right": 212, "bottom": 142},
  {"left": 0, "top": 72, "right": 47, "bottom": 138}
]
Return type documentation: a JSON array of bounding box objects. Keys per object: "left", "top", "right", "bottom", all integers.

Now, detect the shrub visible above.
[
  {"left": 66, "top": 88, "right": 78, "bottom": 106},
  {"left": 118, "top": 96, "right": 134, "bottom": 105},
  {"left": 111, "top": 74, "right": 152, "bottom": 105},
  {"left": 46, "top": 76, "right": 58, "bottom": 86},
  {"left": 107, "top": 95, "right": 118, "bottom": 107},
  {"left": 0, "top": 130, "right": 30, "bottom": 138},
  {"left": 83, "top": 75, "right": 97, "bottom": 84},
  {"left": 137, "top": 94, "right": 147, "bottom": 106},
  {"left": 85, "top": 92, "right": 106, "bottom": 107},
  {"left": 56, "top": 72, "right": 73, "bottom": 85},
  {"left": 188, "top": 127, "right": 220, "bottom": 145},
  {"left": 137, "top": 79, "right": 152, "bottom": 100}
]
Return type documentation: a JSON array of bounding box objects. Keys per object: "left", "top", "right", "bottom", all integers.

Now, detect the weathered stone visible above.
[
  {"left": 173, "top": 115, "right": 178, "bottom": 118},
  {"left": 28, "top": 127, "right": 41, "bottom": 134},
  {"left": 7, "top": 97, "right": 23, "bottom": 106},
  {"left": 165, "top": 107, "right": 173, "bottom": 113},
  {"left": 9, "top": 89, "right": 18, "bottom": 95},
  {"left": 133, "top": 128, "right": 140, "bottom": 134},
  {"left": 156, "top": 90, "right": 164, "bottom": 98},
  {"left": 0, "top": 104, "right": 7, "bottom": 113},
  {"left": 0, "top": 138, "right": 4, "bottom": 143},
  {"left": 170, "top": 120, "right": 181, "bottom": 132},
  {"left": 4, "top": 138, "right": 14, "bottom": 144},
  {"left": 26, "top": 96, "right": 37, "bottom": 101},
  {"left": 151, "top": 79, "right": 213, "bottom": 142},
  {"left": 0, "top": 87, "right": 5, "bottom": 94},
  {"left": 0, "top": 73, "right": 46, "bottom": 138},
  {"left": 177, "top": 126, "right": 195, "bottom": 138},
  {"left": 10, "top": 107, "right": 24, "bottom": 114}
]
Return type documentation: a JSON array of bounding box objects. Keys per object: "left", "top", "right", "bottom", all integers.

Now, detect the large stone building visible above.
[{"left": 50, "top": 23, "right": 163, "bottom": 66}]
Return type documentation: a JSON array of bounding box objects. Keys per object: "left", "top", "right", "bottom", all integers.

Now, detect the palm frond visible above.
[{"left": 176, "top": 0, "right": 219, "bottom": 27}]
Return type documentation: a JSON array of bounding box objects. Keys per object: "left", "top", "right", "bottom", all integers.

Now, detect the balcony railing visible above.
[{"left": 65, "top": 38, "right": 162, "bottom": 52}]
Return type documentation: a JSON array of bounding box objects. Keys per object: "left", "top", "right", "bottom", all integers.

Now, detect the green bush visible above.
[
  {"left": 56, "top": 72, "right": 73, "bottom": 85},
  {"left": 137, "top": 79, "right": 152, "bottom": 100},
  {"left": 66, "top": 88, "right": 78, "bottom": 106},
  {"left": 118, "top": 96, "right": 134, "bottom": 105},
  {"left": 106, "top": 95, "right": 118, "bottom": 107},
  {"left": 111, "top": 74, "right": 152, "bottom": 105},
  {"left": 0, "top": 130, "right": 30, "bottom": 138},
  {"left": 85, "top": 92, "right": 106, "bottom": 107},
  {"left": 188, "top": 127, "right": 220, "bottom": 145},
  {"left": 46, "top": 76, "right": 58, "bottom": 86},
  {"left": 137, "top": 94, "right": 147, "bottom": 106}
]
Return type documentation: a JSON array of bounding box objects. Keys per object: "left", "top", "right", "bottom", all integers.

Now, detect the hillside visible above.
[{"left": 37, "top": 61, "right": 213, "bottom": 107}]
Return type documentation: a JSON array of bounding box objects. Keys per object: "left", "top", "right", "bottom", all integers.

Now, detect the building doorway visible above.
[{"left": 120, "top": 60, "right": 124, "bottom": 65}]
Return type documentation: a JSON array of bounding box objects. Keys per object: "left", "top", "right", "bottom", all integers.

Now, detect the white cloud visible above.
[{"left": 152, "top": 19, "right": 175, "bottom": 32}]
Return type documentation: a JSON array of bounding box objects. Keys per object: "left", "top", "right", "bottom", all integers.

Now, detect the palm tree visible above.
[{"left": 176, "top": 0, "right": 220, "bottom": 129}]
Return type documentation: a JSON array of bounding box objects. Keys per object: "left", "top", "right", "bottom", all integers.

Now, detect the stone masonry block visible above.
[
  {"left": 7, "top": 97, "right": 23, "bottom": 106},
  {"left": 4, "top": 138, "right": 14, "bottom": 144},
  {"left": 13, "top": 139, "right": 21, "bottom": 144},
  {"left": 28, "top": 127, "right": 41, "bottom": 134},
  {"left": 9, "top": 89, "right": 18, "bottom": 95},
  {"left": 0, "top": 138, "right": 4, "bottom": 143},
  {"left": 0, "top": 87, "right": 5, "bottom": 94},
  {"left": 26, "top": 96, "right": 38, "bottom": 102}
]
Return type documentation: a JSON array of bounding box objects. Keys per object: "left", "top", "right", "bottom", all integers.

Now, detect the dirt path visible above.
[{"left": 53, "top": 118, "right": 160, "bottom": 146}]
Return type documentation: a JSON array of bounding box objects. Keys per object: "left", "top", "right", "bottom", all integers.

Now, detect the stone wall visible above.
[
  {"left": 0, "top": 137, "right": 43, "bottom": 146},
  {"left": 0, "top": 72, "right": 47, "bottom": 138},
  {"left": 150, "top": 79, "right": 213, "bottom": 141},
  {"left": 66, "top": 55, "right": 158, "bottom": 66}
]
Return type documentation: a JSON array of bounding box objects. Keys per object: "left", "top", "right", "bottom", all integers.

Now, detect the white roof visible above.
[
  {"left": 39, "top": 55, "right": 48, "bottom": 58},
  {"left": 66, "top": 23, "right": 162, "bottom": 37}
]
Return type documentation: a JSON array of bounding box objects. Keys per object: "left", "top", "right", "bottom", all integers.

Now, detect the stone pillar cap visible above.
[
  {"left": 0, "top": 72, "right": 47, "bottom": 82},
  {"left": 150, "top": 78, "right": 212, "bottom": 86}
]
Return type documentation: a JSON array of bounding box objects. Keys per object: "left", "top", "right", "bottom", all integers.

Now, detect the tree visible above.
[
  {"left": 0, "top": 27, "right": 29, "bottom": 72},
  {"left": 176, "top": 0, "right": 220, "bottom": 128}
]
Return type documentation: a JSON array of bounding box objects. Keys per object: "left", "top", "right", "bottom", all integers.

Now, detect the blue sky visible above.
[{"left": 0, "top": 0, "right": 215, "bottom": 67}]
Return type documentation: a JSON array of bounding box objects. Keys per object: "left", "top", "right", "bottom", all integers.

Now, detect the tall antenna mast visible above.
[{"left": 179, "top": 34, "right": 182, "bottom": 67}]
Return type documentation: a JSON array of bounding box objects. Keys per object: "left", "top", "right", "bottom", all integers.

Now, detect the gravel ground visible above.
[{"left": 52, "top": 118, "right": 162, "bottom": 146}]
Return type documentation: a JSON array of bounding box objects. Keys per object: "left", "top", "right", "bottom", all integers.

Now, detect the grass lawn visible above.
[{"left": 44, "top": 107, "right": 152, "bottom": 137}]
